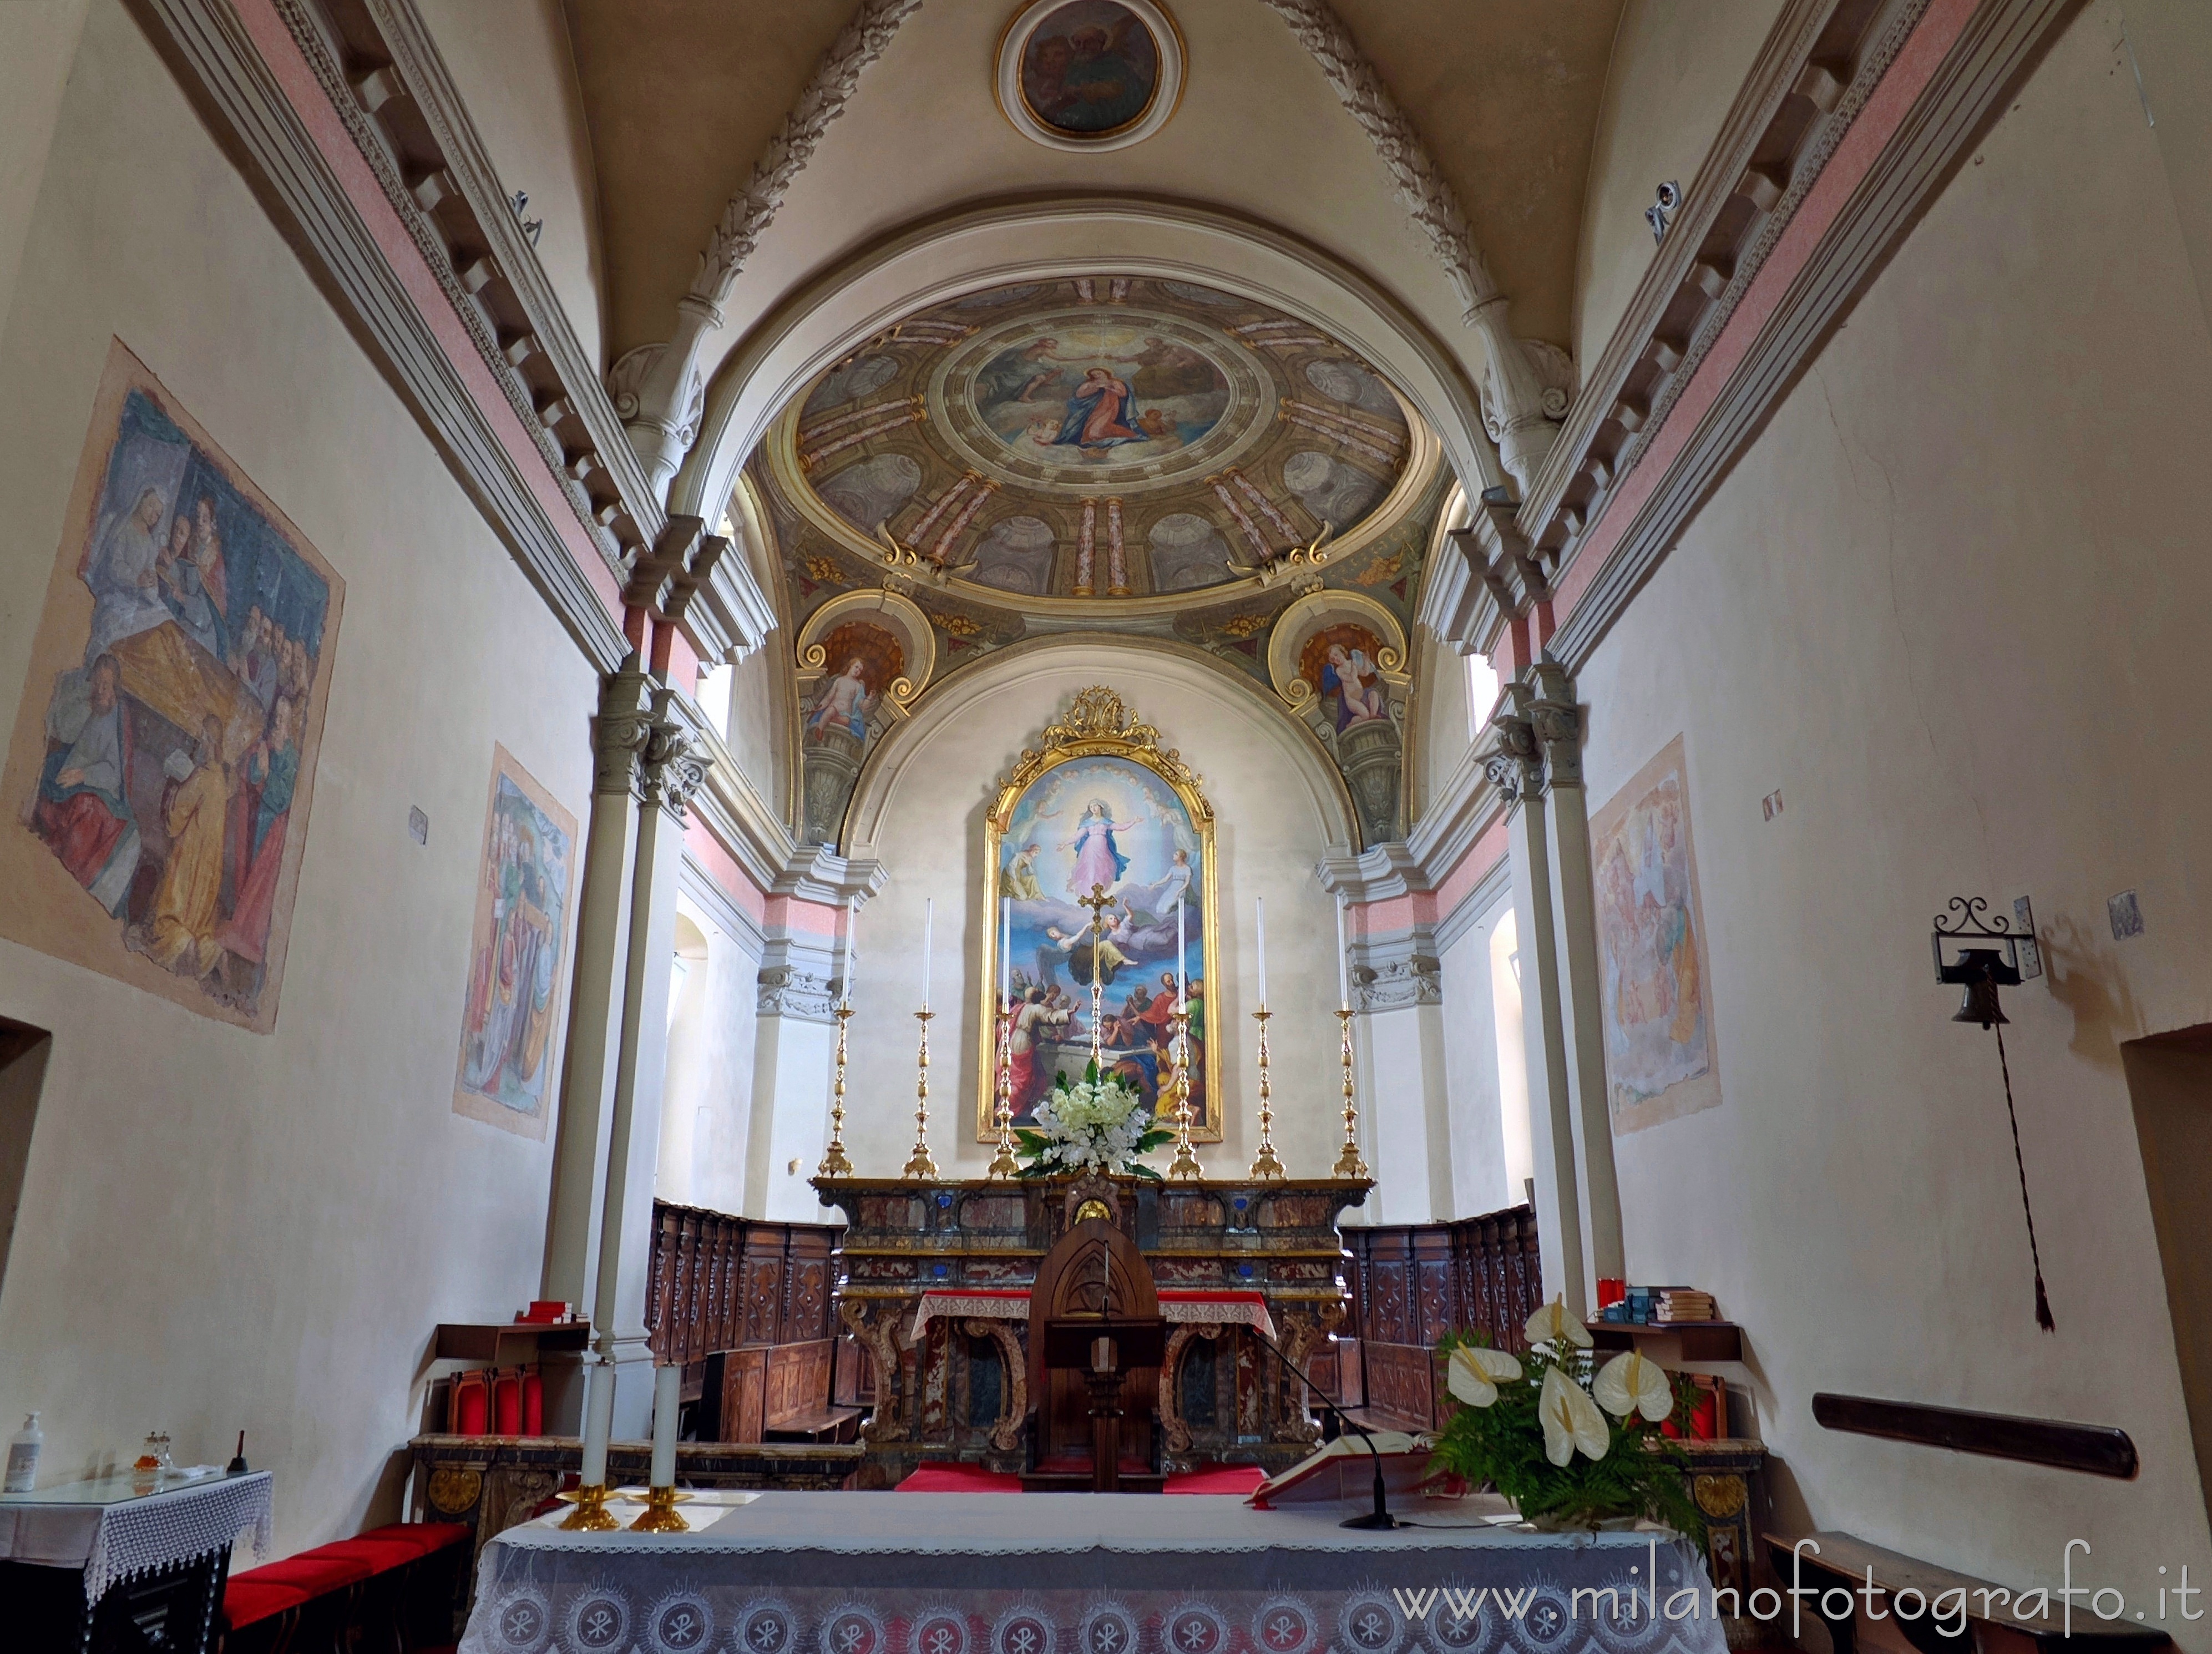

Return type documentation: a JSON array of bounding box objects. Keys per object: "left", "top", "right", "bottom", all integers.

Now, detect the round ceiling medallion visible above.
[{"left": 995, "top": 0, "right": 1185, "bottom": 153}]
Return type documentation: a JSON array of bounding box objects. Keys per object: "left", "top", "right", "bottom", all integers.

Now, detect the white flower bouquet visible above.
[
  {"left": 1015, "top": 1061, "right": 1173, "bottom": 1178},
  {"left": 1429, "top": 1296, "right": 1705, "bottom": 1537}
]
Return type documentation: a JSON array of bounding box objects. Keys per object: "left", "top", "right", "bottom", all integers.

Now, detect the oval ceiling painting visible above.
[
  {"left": 997, "top": 0, "right": 1183, "bottom": 153},
  {"left": 778, "top": 275, "right": 1429, "bottom": 605}
]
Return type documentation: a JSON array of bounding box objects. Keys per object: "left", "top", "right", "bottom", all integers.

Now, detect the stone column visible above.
[
  {"left": 1346, "top": 925, "right": 1450, "bottom": 1223},
  {"left": 1486, "top": 691, "right": 1585, "bottom": 1314},
  {"left": 747, "top": 932, "right": 842, "bottom": 1218},
  {"left": 541, "top": 664, "right": 650, "bottom": 1302},
  {"left": 538, "top": 659, "right": 653, "bottom": 1430},
  {"left": 1530, "top": 658, "right": 1625, "bottom": 1291},
  {"left": 591, "top": 690, "right": 711, "bottom": 1434}
]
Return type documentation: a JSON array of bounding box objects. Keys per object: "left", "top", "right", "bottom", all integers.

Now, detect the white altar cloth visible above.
[
  {"left": 460, "top": 1490, "right": 1730, "bottom": 1654},
  {"left": 0, "top": 1470, "right": 272, "bottom": 1601},
  {"left": 911, "top": 1288, "right": 1277, "bottom": 1342}
]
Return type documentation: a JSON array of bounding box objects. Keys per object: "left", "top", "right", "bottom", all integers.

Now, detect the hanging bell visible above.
[{"left": 1941, "top": 947, "right": 2017, "bottom": 1028}]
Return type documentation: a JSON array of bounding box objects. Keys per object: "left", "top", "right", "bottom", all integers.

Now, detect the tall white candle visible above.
[
  {"left": 922, "top": 898, "right": 934, "bottom": 1011},
  {"left": 650, "top": 1363, "right": 680, "bottom": 1488},
  {"left": 580, "top": 1359, "right": 614, "bottom": 1487},
  {"left": 1256, "top": 896, "right": 1268, "bottom": 1006},
  {"left": 841, "top": 896, "right": 857, "bottom": 1006},
  {"left": 1336, "top": 894, "right": 1351, "bottom": 1010},
  {"left": 1176, "top": 897, "right": 1187, "bottom": 1013}
]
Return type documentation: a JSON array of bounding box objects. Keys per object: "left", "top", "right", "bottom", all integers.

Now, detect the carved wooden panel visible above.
[
  {"left": 742, "top": 1255, "right": 783, "bottom": 1347},
  {"left": 764, "top": 1340, "right": 835, "bottom": 1429},
  {"left": 722, "top": 1347, "right": 767, "bottom": 1443},
  {"left": 1361, "top": 1341, "right": 1434, "bottom": 1431},
  {"left": 787, "top": 1256, "right": 831, "bottom": 1343},
  {"left": 1366, "top": 1260, "right": 1410, "bottom": 1346}
]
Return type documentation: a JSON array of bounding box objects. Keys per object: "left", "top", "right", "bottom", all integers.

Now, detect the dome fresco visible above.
[{"left": 770, "top": 276, "right": 1435, "bottom": 606}]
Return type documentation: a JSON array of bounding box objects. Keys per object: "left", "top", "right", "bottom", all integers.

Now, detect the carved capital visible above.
[
  {"left": 640, "top": 719, "right": 710, "bottom": 818},
  {"left": 1351, "top": 956, "right": 1442, "bottom": 1012},
  {"left": 593, "top": 661, "right": 656, "bottom": 797},
  {"left": 757, "top": 965, "right": 836, "bottom": 1021},
  {"left": 1527, "top": 660, "right": 1584, "bottom": 790},
  {"left": 1484, "top": 712, "right": 1543, "bottom": 803}
]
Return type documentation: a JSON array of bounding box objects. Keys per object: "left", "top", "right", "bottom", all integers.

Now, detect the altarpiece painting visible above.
[
  {"left": 1590, "top": 735, "right": 1722, "bottom": 1132},
  {"left": 1, "top": 340, "right": 343, "bottom": 1031},
  {"left": 979, "top": 687, "right": 1220, "bottom": 1140}
]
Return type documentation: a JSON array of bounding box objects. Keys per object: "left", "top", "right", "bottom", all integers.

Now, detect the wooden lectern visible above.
[{"left": 1025, "top": 1218, "right": 1167, "bottom": 1491}]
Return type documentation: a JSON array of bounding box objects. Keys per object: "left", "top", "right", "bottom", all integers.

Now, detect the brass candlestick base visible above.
[
  {"left": 818, "top": 1001, "right": 855, "bottom": 1178},
  {"left": 903, "top": 1008, "right": 939, "bottom": 1180},
  {"left": 555, "top": 1483, "right": 619, "bottom": 1531},
  {"left": 988, "top": 1002, "right": 1020, "bottom": 1181},
  {"left": 1167, "top": 1008, "right": 1201, "bottom": 1180},
  {"left": 1249, "top": 1006, "right": 1285, "bottom": 1180},
  {"left": 628, "top": 1485, "right": 691, "bottom": 1532},
  {"left": 1332, "top": 1007, "right": 1368, "bottom": 1178}
]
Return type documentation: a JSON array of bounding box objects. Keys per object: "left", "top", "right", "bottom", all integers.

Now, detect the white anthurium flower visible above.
[
  {"left": 1538, "top": 1366, "right": 1611, "bottom": 1467},
  {"left": 1592, "top": 1349, "right": 1674, "bottom": 1422},
  {"left": 1523, "top": 1295, "right": 1595, "bottom": 1350},
  {"left": 1445, "top": 1344, "right": 1522, "bottom": 1408}
]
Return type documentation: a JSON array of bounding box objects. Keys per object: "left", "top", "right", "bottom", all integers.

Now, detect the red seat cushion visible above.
[
  {"left": 318, "top": 1536, "right": 426, "bottom": 1576},
  {"left": 221, "top": 1577, "right": 311, "bottom": 1628},
  {"left": 243, "top": 1551, "right": 376, "bottom": 1592},
  {"left": 350, "top": 1521, "right": 470, "bottom": 1559}
]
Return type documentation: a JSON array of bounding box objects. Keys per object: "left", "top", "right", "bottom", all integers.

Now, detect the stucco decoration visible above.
[
  {"left": 995, "top": 0, "right": 1187, "bottom": 154},
  {"left": 794, "top": 588, "right": 935, "bottom": 845},
  {"left": 1267, "top": 589, "right": 1410, "bottom": 846},
  {"left": 771, "top": 276, "right": 1423, "bottom": 604}
]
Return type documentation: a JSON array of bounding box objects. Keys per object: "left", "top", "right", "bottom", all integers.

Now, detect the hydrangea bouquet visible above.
[
  {"left": 1014, "top": 1061, "right": 1174, "bottom": 1179},
  {"left": 1429, "top": 1297, "right": 1705, "bottom": 1538}
]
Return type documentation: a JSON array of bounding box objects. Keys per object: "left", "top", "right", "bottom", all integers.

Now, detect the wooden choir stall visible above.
[{"left": 815, "top": 1172, "right": 1371, "bottom": 1488}]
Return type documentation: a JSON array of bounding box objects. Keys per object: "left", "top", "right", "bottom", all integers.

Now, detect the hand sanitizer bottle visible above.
[{"left": 5, "top": 1413, "right": 42, "bottom": 1493}]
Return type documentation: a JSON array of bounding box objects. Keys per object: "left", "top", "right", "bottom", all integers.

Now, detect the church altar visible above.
[
  {"left": 816, "top": 1175, "right": 1368, "bottom": 1485},
  {"left": 457, "top": 1490, "right": 1730, "bottom": 1654}
]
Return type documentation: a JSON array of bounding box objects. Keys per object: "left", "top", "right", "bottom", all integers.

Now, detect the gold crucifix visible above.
[{"left": 1079, "top": 882, "right": 1116, "bottom": 1071}]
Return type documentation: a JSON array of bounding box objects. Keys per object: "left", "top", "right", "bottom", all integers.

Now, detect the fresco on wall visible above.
[
  {"left": 1590, "top": 735, "right": 1722, "bottom": 1133},
  {"left": 987, "top": 747, "right": 1217, "bottom": 1139},
  {"left": 799, "top": 619, "right": 905, "bottom": 844},
  {"left": 1, "top": 341, "right": 344, "bottom": 1032},
  {"left": 454, "top": 747, "right": 577, "bottom": 1137},
  {"left": 1016, "top": 1, "right": 1163, "bottom": 136}
]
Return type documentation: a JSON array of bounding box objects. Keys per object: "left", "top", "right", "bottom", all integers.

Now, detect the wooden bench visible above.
[
  {"left": 220, "top": 1521, "right": 469, "bottom": 1654},
  {"left": 1763, "top": 1531, "right": 2173, "bottom": 1654},
  {"left": 764, "top": 1404, "right": 865, "bottom": 1444}
]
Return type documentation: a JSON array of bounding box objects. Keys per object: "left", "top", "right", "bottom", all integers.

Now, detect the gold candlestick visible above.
[
  {"left": 903, "top": 1008, "right": 938, "bottom": 1179},
  {"left": 1248, "top": 1006, "right": 1284, "bottom": 1180},
  {"left": 629, "top": 1485, "right": 691, "bottom": 1532},
  {"left": 988, "top": 997, "right": 1020, "bottom": 1180},
  {"left": 1332, "top": 1007, "right": 1368, "bottom": 1178},
  {"left": 1167, "top": 1006, "right": 1201, "bottom": 1180},
  {"left": 555, "top": 1482, "right": 618, "bottom": 1531},
  {"left": 817, "top": 1000, "right": 855, "bottom": 1177}
]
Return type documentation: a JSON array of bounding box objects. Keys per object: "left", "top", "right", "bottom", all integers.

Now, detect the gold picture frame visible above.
[{"left": 977, "top": 686, "right": 1221, "bottom": 1141}]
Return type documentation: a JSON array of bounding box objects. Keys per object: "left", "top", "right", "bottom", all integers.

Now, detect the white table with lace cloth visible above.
[
  {"left": 458, "top": 1489, "right": 1732, "bottom": 1654},
  {"left": 0, "top": 1468, "right": 272, "bottom": 1602}
]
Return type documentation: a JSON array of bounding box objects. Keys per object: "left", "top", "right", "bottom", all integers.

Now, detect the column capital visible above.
[
  {"left": 1483, "top": 708, "right": 1543, "bottom": 803},
  {"left": 1526, "top": 659, "right": 1583, "bottom": 791},
  {"left": 1348, "top": 925, "right": 1442, "bottom": 1012},
  {"left": 640, "top": 714, "right": 711, "bottom": 819},
  {"left": 593, "top": 657, "right": 656, "bottom": 798}
]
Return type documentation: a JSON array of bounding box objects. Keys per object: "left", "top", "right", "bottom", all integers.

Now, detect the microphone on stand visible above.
[{"left": 1243, "top": 1321, "right": 1401, "bottom": 1531}]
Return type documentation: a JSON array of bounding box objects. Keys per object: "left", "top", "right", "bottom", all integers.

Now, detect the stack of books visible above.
[{"left": 1655, "top": 1288, "right": 1719, "bottom": 1323}]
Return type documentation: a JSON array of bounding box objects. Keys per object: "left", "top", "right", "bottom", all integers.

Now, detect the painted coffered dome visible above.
[{"left": 762, "top": 276, "right": 1441, "bottom": 611}]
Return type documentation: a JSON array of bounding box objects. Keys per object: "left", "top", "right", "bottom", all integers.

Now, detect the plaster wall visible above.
[
  {"left": 0, "top": 0, "right": 91, "bottom": 342},
  {"left": 1572, "top": 0, "right": 1788, "bottom": 376},
  {"left": 1439, "top": 894, "right": 1516, "bottom": 1218},
  {"left": 655, "top": 891, "right": 764, "bottom": 1217},
  {"left": 0, "top": 1, "right": 599, "bottom": 1552},
  {"left": 836, "top": 642, "right": 1356, "bottom": 1184},
  {"left": 412, "top": 0, "right": 606, "bottom": 372},
  {"left": 1410, "top": 624, "right": 1472, "bottom": 822},
  {"left": 1573, "top": 10, "right": 2212, "bottom": 1619}
]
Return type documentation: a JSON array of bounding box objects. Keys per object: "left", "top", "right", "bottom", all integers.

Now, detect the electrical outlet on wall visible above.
[{"left": 1760, "top": 788, "right": 1784, "bottom": 821}]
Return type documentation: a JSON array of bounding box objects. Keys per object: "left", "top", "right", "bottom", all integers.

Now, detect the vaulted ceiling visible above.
[{"left": 561, "top": 0, "right": 1626, "bottom": 372}]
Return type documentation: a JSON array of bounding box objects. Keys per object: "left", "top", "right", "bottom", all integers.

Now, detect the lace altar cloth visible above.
[
  {"left": 912, "top": 1289, "right": 1277, "bottom": 1342},
  {"left": 0, "top": 1469, "right": 273, "bottom": 1602},
  {"left": 459, "top": 1490, "right": 1729, "bottom": 1654}
]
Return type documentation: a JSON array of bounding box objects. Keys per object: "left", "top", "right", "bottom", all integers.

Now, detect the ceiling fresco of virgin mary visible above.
[
  {"left": 751, "top": 275, "right": 1454, "bottom": 850},
  {"left": 767, "top": 276, "right": 1437, "bottom": 608}
]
